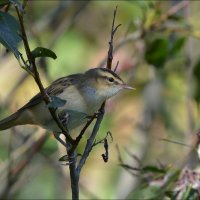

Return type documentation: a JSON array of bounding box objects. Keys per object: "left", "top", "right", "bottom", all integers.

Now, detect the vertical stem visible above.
[
  {"left": 67, "top": 142, "right": 79, "bottom": 200},
  {"left": 71, "top": 6, "right": 119, "bottom": 199},
  {"left": 69, "top": 156, "right": 79, "bottom": 200},
  {"left": 76, "top": 105, "right": 105, "bottom": 174}
]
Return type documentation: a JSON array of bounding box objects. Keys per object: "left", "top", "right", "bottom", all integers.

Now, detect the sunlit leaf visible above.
[{"left": 32, "top": 47, "right": 57, "bottom": 60}]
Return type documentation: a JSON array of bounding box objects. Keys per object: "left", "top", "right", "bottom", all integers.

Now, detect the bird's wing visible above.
[
  {"left": 19, "top": 74, "right": 82, "bottom": 112},
  {"left": 18, "top": 93, "right": 43, "bottom": 111}
]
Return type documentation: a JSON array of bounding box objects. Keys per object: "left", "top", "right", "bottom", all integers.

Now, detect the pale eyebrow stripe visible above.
[
  {"left": 99, "top": 68, "right": 124, "bottom": 82},
  {"left": 98, "top": 75, "right": 121, "bottom": 84}
]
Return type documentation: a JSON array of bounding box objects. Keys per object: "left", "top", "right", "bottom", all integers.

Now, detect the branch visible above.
[
  {"left": 67, "top": 5, "right": 121, "bottom": 168},
  {"left": 70, "top": 2, "right": 121, "bottom": 168},
  {"left": 15, "top": 6, "right": 74, "bottom": 145},
  {"left": 65, "top": 7, "right": 121, "bottom": 199},
  {"left": 3, "top": 2, "right": 89, "bottom": 105},
  {"left": 13, "top": 4, "right": 120, "bottom": 200},
  {"left": 98, "top": 31, "right": 141, "bottom": 68},
  {"left": 67, "top": 144, "right": 79, "bottom": 200},
  {"left": 76, "top": 106, "right": 105, "bottom": 173},
  {"left": 107, "top": 6, "right": 121, "bottom": 69}
]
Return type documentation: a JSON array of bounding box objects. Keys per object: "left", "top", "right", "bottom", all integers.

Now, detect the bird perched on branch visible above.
[{"left": 0, "top": 68, "right": 133, "bottom": 133}]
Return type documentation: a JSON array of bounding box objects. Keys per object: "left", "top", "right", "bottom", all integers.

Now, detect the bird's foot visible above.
[
  {"left": 86, "top": 111, "right": 103, "bottom": 121},
  {"left": 58, "top": 111, "right": 69, "bottom": 129}
]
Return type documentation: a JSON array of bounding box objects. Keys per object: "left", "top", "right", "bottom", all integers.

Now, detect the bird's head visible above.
[{"left": 84, "top": 68, "right": 134, "bottom": 100}]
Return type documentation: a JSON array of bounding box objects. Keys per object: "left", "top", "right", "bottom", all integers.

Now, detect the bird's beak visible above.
[{"left": 122, "top": 84, "right": 135, "bottom": 90}]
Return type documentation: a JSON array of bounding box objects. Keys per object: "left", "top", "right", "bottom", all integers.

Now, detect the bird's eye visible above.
[{"left": 108, "top": 77, "right": 114, "bottom": 83}]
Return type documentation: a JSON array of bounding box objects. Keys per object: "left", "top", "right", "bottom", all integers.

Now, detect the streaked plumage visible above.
[{"left": 0, "top": 68, "right": 133, "bottom": 132}]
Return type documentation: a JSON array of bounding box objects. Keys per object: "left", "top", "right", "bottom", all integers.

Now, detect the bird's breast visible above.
[{"left": 58, "top": 85, "right": 103, "bottom": 115}]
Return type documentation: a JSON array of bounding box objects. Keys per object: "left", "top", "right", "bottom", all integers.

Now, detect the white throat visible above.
[{"left": 83, "top": 86, "right": 105, "bottom": 113}]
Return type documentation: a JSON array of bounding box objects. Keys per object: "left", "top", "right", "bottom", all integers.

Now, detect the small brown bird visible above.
[{"left": 0, "top": 68, "right": 133, "bottom": 133}]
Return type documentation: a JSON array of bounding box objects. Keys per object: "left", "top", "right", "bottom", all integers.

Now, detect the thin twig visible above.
[
  {"left": 67, "top": 7, "right": 121, "bottom": 199},
  {"left": 15, "top": 6, "right": 74, "bottom": 144},
  {"left": 101, "top": 139, "right": 109, "bottom": 162},
  {"left": 107, "top": 6, "right": 121, "bottom": 70},
  {"left": 158, "top": 137, "right": 191, "bottom": 148},
  {"left": 4, "top": 4, "right": 121, "bottom": 200},
  {"left": 98, "top": 31, "right": 141, "bottom": 68},
  {"left": 92, "top": 131, "right": 113, "bottom": 147},
  {"left": 4, "top": 2, "right": 11, "bottom": 12},
  {"left": 76, "top": 106, "right": 105, "bottom": 173},
  {"left": 69, "top": 114, "right": 97, "bottom": 153},
  {"left": 114, "top": 60, "right": 119, "bottom": 72},
  {"left": 76, "top": 6, "right": 120, "bottom": 173},
  {"left": 3, "top": 2, "right": 89, "bottom": 106},
  {"left": 116, "top": 146, "right": 139, "bottom": 177}
]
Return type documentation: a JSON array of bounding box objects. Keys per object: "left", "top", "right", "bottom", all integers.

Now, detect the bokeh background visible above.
[{"left": 0, "top": 0, "right": 200, "bottom": 199}]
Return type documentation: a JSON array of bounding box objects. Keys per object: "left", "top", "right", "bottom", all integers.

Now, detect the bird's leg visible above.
[
  {"left": 58, "top": 110, "right": 69, "bottom": 129},
  {"left": 86, "top": 111, "right": 101, "bottom": 120},
  {"left": 53, "top": 111, "right": 71, "bottom": 147},
  {"left": 95, "top": 108, "right": 105, "bottom": 117}
]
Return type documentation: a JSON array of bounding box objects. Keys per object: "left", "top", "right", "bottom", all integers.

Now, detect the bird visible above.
[{"left": 0, "top": 68, "right": 133, "bottom": 134}]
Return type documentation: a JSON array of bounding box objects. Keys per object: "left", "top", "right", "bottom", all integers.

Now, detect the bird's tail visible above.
[{"left": 0, "top": 111, "right": 22, "bottom": 131}]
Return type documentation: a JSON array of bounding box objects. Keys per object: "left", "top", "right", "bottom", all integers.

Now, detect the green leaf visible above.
[
  {"left": 142, "top": 165, "right": 166, "bottom": 174},
  {"left": 59, "top": 155, "right": 68, "bottom": 162},
  {"left": 145, "top": 37, "right": 168, "bottom": 68},
  {"left": 47, "top": 96, "right": 66, "bottom": 109},
  {"left": 32, "top": 47, "right": 57, "bottom": 60},
  {"left": 0, "top": 11, "right": 21, "bottom": 58},
  {"left": 170, "top": 37, "right": 186, "bottom": 56}
]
